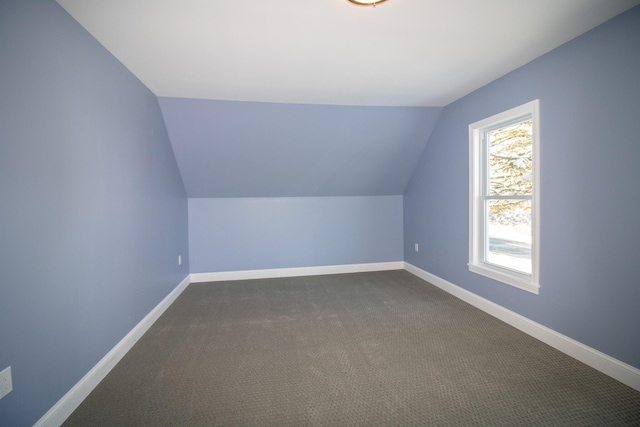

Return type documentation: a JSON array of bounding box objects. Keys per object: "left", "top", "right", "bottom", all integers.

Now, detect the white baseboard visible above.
[
  {"left": 404, "top": 262, "right": 640, "bottom": 392},
  {"left": 190, "top": 261, "right": 405, "bottom": 283},
  {"left": 34, "top": 274, "right": 192, "bottom": 427}
]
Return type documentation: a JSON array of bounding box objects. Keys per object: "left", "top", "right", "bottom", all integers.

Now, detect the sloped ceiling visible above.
[
  {"left": 57, "top": 0, "right": 640, "bottom": 106},
  {"left": 159, "top": 98, "right": 441, "bottom": 197}
]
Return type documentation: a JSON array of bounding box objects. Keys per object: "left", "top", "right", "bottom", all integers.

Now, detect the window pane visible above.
[
  {"left": 488, "top": 120, "right": 532, "bottom": 196},
  {"left": 486, "top": 199, "right": 531, "bottom": 274}
]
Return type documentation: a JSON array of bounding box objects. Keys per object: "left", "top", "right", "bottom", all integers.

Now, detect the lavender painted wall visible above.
[
  {"left": 159, "top": 97, "right": 442, "bottom": 197},
  {"left": 0, "top": 1, "right": 188, "bottom": 425},
  {"left": 404, "top": 6, "right": 640, "bottom": 369},
  {"left": 189, "top": 197, "right": 403, "bottom": 273}
]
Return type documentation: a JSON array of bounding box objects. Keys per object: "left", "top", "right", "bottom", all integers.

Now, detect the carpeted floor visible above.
[{"left": 64, "top": 270, "right": 640, "bottom": 426}]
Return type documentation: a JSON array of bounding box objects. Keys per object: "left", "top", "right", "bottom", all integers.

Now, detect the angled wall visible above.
[
  {"left": 0, "top": 1, "right": 189, "bottom": 425},
  {"left": 404, "top": 6, "right": 640, "bottom": 369},
  {"left": 159, "top": 98, "right": 442, "bottom": 198}
]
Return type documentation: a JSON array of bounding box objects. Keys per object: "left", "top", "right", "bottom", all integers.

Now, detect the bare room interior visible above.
[{"left": 1, "top": 1, "right": 640, "bottom": 425}]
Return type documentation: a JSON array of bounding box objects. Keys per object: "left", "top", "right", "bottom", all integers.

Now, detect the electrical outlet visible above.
[
  {"left": 178, "top": 255, "right": 182, "bottom": 266},
  {"left": 415, "top": 243, "right": 419, "bottom": 252},
  {"left": 0, "top": 367, "right": 12, "bottom": 400}
]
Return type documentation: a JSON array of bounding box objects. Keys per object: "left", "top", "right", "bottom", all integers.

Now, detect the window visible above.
[{"left": 469, "top": 100, "right": 539, "bottom": 294}]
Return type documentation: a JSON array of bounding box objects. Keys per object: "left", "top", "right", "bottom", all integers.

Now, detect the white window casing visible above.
[{"left": 469, "top": 100, "right": 540, "bottom": 294}]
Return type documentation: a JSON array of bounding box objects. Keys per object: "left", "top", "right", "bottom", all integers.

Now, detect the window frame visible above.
[{"left": 468, "top": 100, "right": 540, "bottom": 294}]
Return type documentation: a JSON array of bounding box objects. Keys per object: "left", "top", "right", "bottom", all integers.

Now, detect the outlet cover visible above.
[
  {"left": 178, "top": 255, "right": 182, "bottom": 266},
  {"left": 415, "top": 243, "right": 419, "bottom": 252},
  {"left": 0, "top": 367, "right": 12, "bottom": 400}
]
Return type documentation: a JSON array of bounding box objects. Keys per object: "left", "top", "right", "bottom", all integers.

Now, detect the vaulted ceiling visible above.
[
  {"left": 56, "top": 0, "right": 640, "bottom": 106},
  {"left": 56, "top": 0, "right": 640, "bottom": 197}
]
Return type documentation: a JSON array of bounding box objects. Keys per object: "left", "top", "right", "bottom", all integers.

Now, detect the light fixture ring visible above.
[{"left": 347, "top": 0, "right": 389, "bottom": 7}]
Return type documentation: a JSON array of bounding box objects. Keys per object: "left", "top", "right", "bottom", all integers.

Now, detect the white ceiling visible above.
[{"left": 57, "top": 0, "right": 640, "bottom": 107}]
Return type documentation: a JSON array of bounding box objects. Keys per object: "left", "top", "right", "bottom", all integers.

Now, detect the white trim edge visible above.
[
  {"left": 190, "top": 261, "right": 405, "bottom": 283},
  {"left": 34, "top": 274, "right": 192, "bottom": 427},
  {"left": 404, "top": 262, "right": 640, "bottom": 392}
]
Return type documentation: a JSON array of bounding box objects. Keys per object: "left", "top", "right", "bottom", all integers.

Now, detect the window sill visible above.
[{"left": 469, "top": 263, "right": 539, "bottom": 295}]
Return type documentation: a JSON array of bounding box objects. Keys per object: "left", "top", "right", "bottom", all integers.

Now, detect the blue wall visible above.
[
  {"left": 0, "top": 1, "right": 189, "bottom": 425},
  {"left": 404, "top": 6, "right": 640, "bottom": 369},
  {"left": 189, "top": 196, "right": 403, "bottom": 273},
  {"left": 159, "top": 97, "right": 442, "bottom": 198}
]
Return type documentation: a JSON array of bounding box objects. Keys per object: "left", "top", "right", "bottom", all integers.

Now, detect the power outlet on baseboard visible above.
[
  {"left": 415, "top": 243, "right": 419, "bottom": 252},
  {"left": 0, "top": 367, "right": 12, "bottom": 400},
  {"left": 178, "top": 255, "right": 182, "bottom": 266}
]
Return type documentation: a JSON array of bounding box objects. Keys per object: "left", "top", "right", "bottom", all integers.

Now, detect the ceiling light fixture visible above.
[{"left": 347, "top": 0, "right": 389, "bottom": 7}]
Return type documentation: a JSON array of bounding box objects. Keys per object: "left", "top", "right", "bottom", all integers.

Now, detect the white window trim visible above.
[{"left": 469, "top": 100, "right": 540, "bottom": 294}]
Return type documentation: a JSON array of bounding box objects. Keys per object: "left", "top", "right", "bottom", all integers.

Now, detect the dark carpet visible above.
[{"left": 64, "top": 270, "right": 640, "bottom": 426}]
